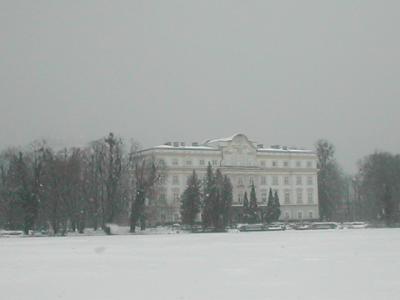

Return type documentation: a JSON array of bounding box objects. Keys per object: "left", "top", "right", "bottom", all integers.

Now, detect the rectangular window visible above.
[
  {"left": 296, "top": 161, "right": 301, "bottom": 167},
  {"left": 249, "top": 177, "right": 254, "bottom": 184},
  {"left": 284, "top": 190, "right": 290, "bottom": 204},
  {"left": 157, "top": 175, "right": 165, "bottom": 185},
  {"left": 298, "top": 211, "right": 303, "bottom": 220},
  {"left": 261, "top": 189, "right": 267, "bottom": 203},
  {"left": 308, "top": 211, "right": 313, "bottom": 219},
  {"left": 186, "top": 160, "right": 192, "bottom": 166},
  {"left": 285, "top": 211, "right": 290, "bottom": 219},
  {"left": 307, "top": 176, "right": 313, "bottom": 185},
  {"left": 172, "top": 175, "right": 179, "bottom": 185},
  {"left": 238, "top": 192, "right": 243, "bottom": 204},
  {"left": 212, "top": 160, "right": 218, "bottom": 166},
  {"left": 307, "top": 188, "right": 314, "bottom": 204},
  {"left": 296, "top": 189, "right": 303, "bottom": 204},
  {"left": 159, "top": 192, "right": 166, "bottom": 202},
  {"left": 272, "top": 176, "right": 279, "bottom": 185},
  {"left": 272, "top": 161, "right": 278, "bottom": 167},
  {"left": 199, "top": 159, "right": 205, "bottom": 166},
  {"left": 284, "top": 176, "right": 290, "bottom": 185},
  {"left": 172, "top": 188, "right": 180, "bottom": 203},
  {"left": 283, "top": 161, "right": 289, "bottom": 167},
  {"left": 172, "top": 158, "right": 179, "bottom": 166},
  {"left": 307, "top": 161, "right": 312, "bottom": 168},
  {"left": 260, "top": 176, "right": 267, "bottom": 185},
  {"left": 261, "top": 161, "right": 266, "bottom": 167},
  {"left": 296, "top": 176, "right": 302, "bottom": 185}
]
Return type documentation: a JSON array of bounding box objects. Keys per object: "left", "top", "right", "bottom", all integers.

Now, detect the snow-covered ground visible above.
[{"left": 1, "top": 229, "right": 400, "bottom": 300}]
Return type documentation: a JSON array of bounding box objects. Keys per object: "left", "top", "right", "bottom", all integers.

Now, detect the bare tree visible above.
[
  {"left": 315, "top": 139, "right": 345, "bottom": 221},
  {"left": 128, "top": 148, "right": 165, "bottom": 232}
]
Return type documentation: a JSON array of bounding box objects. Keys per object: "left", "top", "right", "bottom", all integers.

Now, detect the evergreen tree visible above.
[
  {"left": 202, "top": 163, "right": 216, "bottom": 228},
  {"left": 249, "top": 182, "right": 258, "bottom": 223},
  {"left": 180, "top": 170, "right": 201, "bottom": 228},
  {"left": 273, "top": 190, "right": 281, "bottom": 221},
  {"left": 214, "top": 169, "right": 224, "bottom": 230},
  {"left": 249, "top": 183, "right": 257, "bottom": 210},
  {"left": 221, "top": 175, "right": 233, "bottom": 227},
  {"left": 265, "top": 188, "right": 275, "bottom": 223},
  {"left": 201, "top": 165, "right": 233, "bottom": 230},
  {"left": 243, "top": 191, "right": 249, "bottom": 209},
  {"left": 242, "top": 191, "right": 249, "bottom": 223}
]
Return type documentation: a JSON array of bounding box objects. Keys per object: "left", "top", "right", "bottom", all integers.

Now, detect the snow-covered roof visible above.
[
  {"left": 153, "top": 145, "right": 216, "bottom": 151},
  {"left": 203, "top": 133, "right": 242, "bottom": 144},
  {"left": 257, "top": 148, "right": 315, "bottom": 154},
  {"left": 141, "top": 133, "right": 315, "bottom": 155}
]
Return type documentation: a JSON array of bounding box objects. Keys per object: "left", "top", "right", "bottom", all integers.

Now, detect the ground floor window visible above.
[
  {"left": 238, "top": 192, "right": 243, "bottom": 204},
  {"left": 284, "top": 190, "right": 290, "bottom": 204},
  {"left": 298, "top": 211, "right": 303, "bottom": 220}
]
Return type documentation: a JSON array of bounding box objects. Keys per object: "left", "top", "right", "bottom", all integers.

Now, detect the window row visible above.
[
  {"left": 237, "top": 175, "right": 314, "bottom": 186},
  {"left": 169, "top": 158, "right": 219, "bottom": 167},
  {"left": 282, "top": 210, "right": 315, "bottom": 220},
  {"left": 161, "top": 174, "right": 315, "bottom": 186},
  {"left": 160, "top": 187, "right": 314, "bottom": 206},
  {"left": 259, "top": 160, "right": 314, "bottom": 168},
  {"left": 158, "top": 188, "right": 181, "bottom": 204},
  {"left": 162, "top": 158, "right": 315, "bottom": 168},
  {"left": 236, "top": 188, "right": 314, "bottom": 205}
]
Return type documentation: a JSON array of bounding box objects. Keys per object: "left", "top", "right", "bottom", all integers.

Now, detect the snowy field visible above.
[{"left": 1, "top": 229, "right": 400, "bottom": 300}]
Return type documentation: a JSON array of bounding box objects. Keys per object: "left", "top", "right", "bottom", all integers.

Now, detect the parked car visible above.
[
  {"left": 293, "top": 223, "right": 311, "bottom": 230},
  {"left": 238, "top": 223, "right": 266, "bottom": 232},
  {"left": 266, "top": 223, "right": 286, "bottom": 231},
  {"left": 341, "top": 221, "right": 369, "bottom": 229},
  {"left": 310, "top": 222, "right": 339, "bottom": 230}
]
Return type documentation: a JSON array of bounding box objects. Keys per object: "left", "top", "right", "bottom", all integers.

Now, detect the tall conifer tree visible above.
[
  {"left": 265, "top": 188, "right": 275, "bottom": 223},
  {"left": 202, "top": 163, "right": 216, "bottom": 227},
  {"left": 249, "top": 182, "right": 258, "bottom": 223},
  {"left": 180, "top": 170, "right": 201, "bottom": 227},
  {"left": 222, "top": 175, "right": 233, "bottom": 227},
  {"left": 242, "top": 191, "right": 249, "bottom": 223},
  {"left": 273, "top": 190, "right": 281, "bottom": 221},
  {"left": 214, "top": 169, "right": 224, "bottom": 230}
]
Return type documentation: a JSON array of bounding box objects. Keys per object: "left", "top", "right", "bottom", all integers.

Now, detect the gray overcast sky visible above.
[{"left": 1, "top": 1, "right": 399, "bottom": 173}]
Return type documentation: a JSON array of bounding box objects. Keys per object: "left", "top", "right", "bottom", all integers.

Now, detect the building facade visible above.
[{"left": 140, "top": 134, "right": 319, "bottom": 224}]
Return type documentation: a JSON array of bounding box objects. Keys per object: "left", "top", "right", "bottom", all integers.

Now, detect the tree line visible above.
[
  {"left": 0, "top": 133, "right": 163, "bottom": 234},
  {"left": 316, "top": 139, "right": 400, "bottom": 225},
  {"left": 1, "top": 134, "right": 399, "bottom": 234}
]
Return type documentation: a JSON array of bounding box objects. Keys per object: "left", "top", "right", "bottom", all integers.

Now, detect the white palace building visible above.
[{"left": 140, "top": 133, "right": 319, "bottom": 224}]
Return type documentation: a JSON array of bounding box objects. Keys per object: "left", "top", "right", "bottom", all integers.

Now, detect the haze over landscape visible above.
[{"left": 1, "top": 1, "right": 399, "bottom": 173}]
